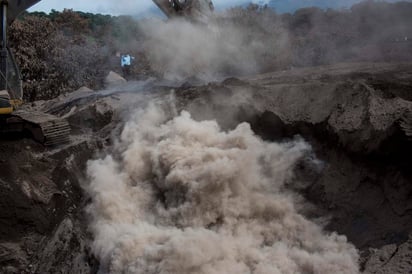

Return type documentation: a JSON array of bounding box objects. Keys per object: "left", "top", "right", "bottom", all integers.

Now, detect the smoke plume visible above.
[{"left": 86, "top": 101, "right": 359, "bottom": 273}]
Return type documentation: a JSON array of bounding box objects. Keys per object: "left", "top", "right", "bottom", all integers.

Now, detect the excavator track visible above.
[
  {"left": 0, "top": 0, "right": 70, "bottom": 146},
  {"left": 400, "top": 111, "right": 412, "bottom": 137},
  {"left": 2, "top": 110, "right": 70, "bottom": 146}
]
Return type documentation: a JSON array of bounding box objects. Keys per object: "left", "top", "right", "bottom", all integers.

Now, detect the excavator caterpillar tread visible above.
[
  {"left": 0, "top": 1, "right": 70, "bottom": 146},
  {"left": 12, "top": 110, "right": 71, "bottom": 146},
  {"left": 41, "top": 121, "right": 71, "bottom": 146},
  {"left": 400, "top": 111, "right": 412, "bottom": 137}
]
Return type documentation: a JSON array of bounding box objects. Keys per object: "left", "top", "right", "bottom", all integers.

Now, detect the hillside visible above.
[{"left": 9, "top": 1, "right": 412, "bottom": 101}]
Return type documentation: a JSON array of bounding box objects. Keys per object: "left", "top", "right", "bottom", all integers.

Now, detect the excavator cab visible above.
[{"left": 0, "top": 0, "right": 70, "bottom": 145}]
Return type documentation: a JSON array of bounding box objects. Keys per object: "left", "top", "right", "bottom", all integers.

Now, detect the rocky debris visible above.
[
  {"left": 65, "top": 100, "right": 115, "bottom": 133},
  {"left": 176, "top": 63, "right": 412, "bottom": 150},
  {"left": 0, "top": 137, "right": 101, "bottom": 273},
  {"left": 33, "top": 218, "right": 91, "bottom": 274},
  {"left": 75, "top": 86, "right": 93, "bottom": 92},
  {"left": 0, "top": 242, "right": 28, "bottom": 273},
  {"left": 250, "top": 63, "right": 412, "bottom": 154},
  {"left": 0, "top": 62, "right": 411, "bottom": 273},
  {"left": 104, "top": 71, "right": 126, "bottom": 87},
  {"left": 365, "top": 235, "right": 412, "bottom": 273}
]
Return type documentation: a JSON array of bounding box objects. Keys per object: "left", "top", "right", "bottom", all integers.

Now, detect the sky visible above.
[
  {"left": 28, "top": 0, "right": 243, "bottom": 15},
  {"left": 28, "top": 0, "right": 410, "bottom": 15}
]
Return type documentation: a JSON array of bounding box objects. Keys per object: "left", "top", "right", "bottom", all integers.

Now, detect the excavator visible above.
[
  {"left": 0, "top": 0, "right": 70, "bottom": 145},
  {"left": 0, "top": 0, "right": 213, "bottom": 145}
]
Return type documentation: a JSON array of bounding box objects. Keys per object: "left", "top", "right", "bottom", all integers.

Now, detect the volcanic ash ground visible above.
[{"left": 86, "top": 103, "right": 359, "bottom": 274}]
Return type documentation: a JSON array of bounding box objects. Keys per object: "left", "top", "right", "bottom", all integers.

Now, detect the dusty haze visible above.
[
  {"left": 86, "top": 101, "right": 359, "bottom": 273},
  {"left": 139, "top": 16, "right": 289, "bottom": 81},
  {"left": 137, "top": 2, "right": 412, "bottom": 81}
]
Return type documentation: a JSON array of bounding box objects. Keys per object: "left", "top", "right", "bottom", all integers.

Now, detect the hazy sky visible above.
[
  {"left": 28, "top": 0, "right": 410, "bottom": 15},
  {"left": 28, "top": 0, "right": 244, "bottom": 15}
]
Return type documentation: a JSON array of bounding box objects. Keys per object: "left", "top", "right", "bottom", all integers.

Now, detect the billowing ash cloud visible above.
[{"left": 85, "top": 101, "right": 359, "bottom": 273}]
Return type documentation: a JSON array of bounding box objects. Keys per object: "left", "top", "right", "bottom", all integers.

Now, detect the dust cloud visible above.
[
  {"left": 135, "top": 1, "right": 412, "bottom": 80},
  {"left": 86, "top": 101, "right": 359, "bottom": 273},
  {"left": 139, "top": 17, "right": 289, "bottom": 81}
]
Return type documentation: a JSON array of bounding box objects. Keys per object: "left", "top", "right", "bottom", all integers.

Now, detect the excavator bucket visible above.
[{"left": 152, "top": 0, "right": 214, "bottom": 22}]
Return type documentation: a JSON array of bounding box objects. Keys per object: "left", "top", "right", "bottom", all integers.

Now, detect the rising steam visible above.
[{"left": 86, "top": 101, "right": 359, "bottom": 273}]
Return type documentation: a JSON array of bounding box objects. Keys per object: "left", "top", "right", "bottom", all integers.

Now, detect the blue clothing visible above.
[{"left": 121, "top": 55, "right": 133, "bottom": 67}]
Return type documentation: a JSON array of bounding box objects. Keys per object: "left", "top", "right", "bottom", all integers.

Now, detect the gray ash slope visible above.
[{"left": 0, "top": 62, "right": 411, "bottom": 273}]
